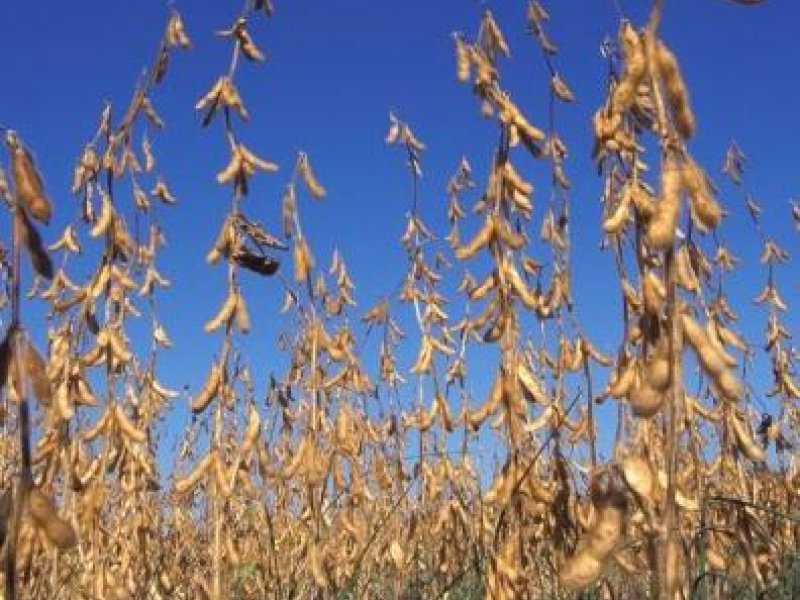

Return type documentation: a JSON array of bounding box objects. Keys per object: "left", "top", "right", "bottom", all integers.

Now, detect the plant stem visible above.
[{"left": 4, "top": 208, "right": 31, "bottom": 600}]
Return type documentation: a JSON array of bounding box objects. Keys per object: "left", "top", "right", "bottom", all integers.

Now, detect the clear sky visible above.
[{"left": 0, "top": 1, "right": 797, "bottom": 459}]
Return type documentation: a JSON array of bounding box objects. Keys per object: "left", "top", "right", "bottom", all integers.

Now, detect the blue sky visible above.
[{"left": 0, "top": 1, "right": 797, "bottom": 460}]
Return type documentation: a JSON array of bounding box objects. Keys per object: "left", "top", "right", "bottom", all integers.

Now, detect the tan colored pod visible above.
[
  {"left": 645, "top": 354, "right": 671, "bottom": 392},
  {"left": 16, "top": 337, "right": 51, "bottom": 407},
  {"left": 298, "top": 152, "right": 326, "bottom": 199},
  {"left": 191, "top": 363, "right": 222, "bottom": 414},
  {"left": 114, "top": 404, "right": 147, "bottom": 444},
  {"left": 602, "top": 191, "right": 632, "bottom": 234},
  {"left": 642, "top": 271, "right": 666, "bottom": 317},
  {"left": 621, "top": 454, "right": 654, "bottom": 501},
  {"left": 628, "top": 371, "right": 665, "bottom": 418},
  {"left": 455, "top": 215, "right": 495, "bottom": 260},
  {"left": 656, "top": 40, "right": 696, "bottom": 139},
  {"left": 9, "top": 136, "right": 52, "bottom": 224},
  {"left": 681, "top": 314, "right": 727, "bottom": 379},
  {"left": 90, "top": 193, "right": 115, "bottom": 238},
  {"left": 585, "top": 494, "right": 626, "bottom": 560},
  {"left": 174, "top": 453, "right": 213, "bottom": 496},
  {"left": 645, "top": 160, "right": 682, "bottom": 251},
  {"left": 454, "top": 35, "right": 472, "bottom": 82},
  {"left": 683, "top": 158, "right": 722, "bottom": 232},
  {"left": 239, "top": 403, "right": 261, "bottom": 456},
  {"left": 607, "top": 357, "right": 637, "bottom": 398},
  {"left": 204, "top": 288, "right": 238, "bottom": 333},
  {"left": 28, "top": 488, "right": 77, "bottom": 550},
  {"left": 610, "top": 22, "right": 646, "bottom": 115},
  {"left": 730, "top": 413, "right": 766, "bottom": 462}
]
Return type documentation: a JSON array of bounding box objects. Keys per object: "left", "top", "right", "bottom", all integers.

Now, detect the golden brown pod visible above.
[
  {"left": 611, "top": 22, "right": 646, "bottom": 115},
  {"left": 606, "top": 356, "right": 637, "bottom": 399},
  {"left": 642, "top": 271, "right": 666, "bottom": 317},
  {"left": 9, "top": 135, "right": 52, "bottom": 224},
  {"left": 89, "top": 192, "right": 114, "bottom": 238},
  {"left": 455, "top": 215, "right": 495, "bottom": 260},
  {"left": 656, "top": 40, "right": 696, "bottom": 139},
  {"left": 166, "top": 10, "right": 192, "bottom": 49},
  {"left": 293, "top": 238, "right": 315, "bottom": 283},
  {"left": 559, "top": 489, "right": 627, "bottom": 591},
  {"left": 298, "top": 153, "right": 326, "bottom": 199},
  {"left": 204, "top": 288, "right": 238, "bottom": 333},
  {"left": 683, "top": 158, "right": 723, "bottom": 232},
  {"left": 236, "top": 27, "right": 265, "bottom": 62},
  {"left": 191, "top": 363, "right": 222, "bottom": 414},
  {"left": 466, "top": 372, "right": 503, "bottom": 431},
  {"left": 602, "top": 190, "right": 632, "bottom": 234},
  {"left": 114, "top": 404, "right": 147, "bottom": 444},
  {"left": 628, "top": 370, "right": 665, "bottom": 418},
  {"left": 645, "top": 159, "right": 682, "bottom": 251},
  {"left": 621, "top": 454, "right": 654, "bottom": 502},
  {"left": 240, "top": 403, "right": 261, "bottom": 456},
  {"left": 234, "top": 291, "right": 251, "bottom": 333},
  {"left": 682, "top": 314, "right": 723, "bottom": 372},
  {"left": 83, "top": 408, "right": 112, "bottom": 442},
  {"left": 730, "top": 413, "right": 766, "bottom": 462},
  {"left": 174, "top": 453, "right": 213, "bottom": 495},
  {"left": 28, "top": 488, "right": 77, "bottom": 550},
  {"left": 18, "top": 337, "right": 51, "bottom": 407},
  {"left": 551, "top": 73, "right": 575, "bottom": 102},
  {"left": 454, "top": 35, "right": 472, "bottom": 82}
]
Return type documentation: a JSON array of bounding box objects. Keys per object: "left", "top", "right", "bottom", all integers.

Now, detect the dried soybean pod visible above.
[
  {"left": 454, "top": 34, "right": 471, "bottom": 82},
  {"left": 683, "top": 158, "right": 723, "bottom": 232},
  {"left": 607, "top": 357, "right": 637, "bottom": 398},
  {"left": 114, "top": 404, "right": 147, "bottom": 444},
  {"left": 611, "top": 22, "right": 646, "bottom": 114},
  {"left": 645, "top": 158, "right": 682, "bottom": 251},
  {"left": 18, "top": 209, "right": 54, "bottom": 280},
  {"left": 293, "top": 238, "right": 314, "bottom": 283},
  {"left": 628, "top": 371, "right": 666, "bottom": 418},
  {"left": 656, "top": 40, "right": 696, "bottom": 139},
  {"left": 21, "top": 337, "right": 51, "bottom": 408},
  {"left": 239, "top": 403, "right": 261, "bottom": 456},
  {"left": 602, "top": 190, "right": 632, "bottom": 234},
  {"left": 204, "top": 288, "right": 238, "bottom": 333},
  {"left": 234, "top": 291, "right": 251, "bottom": 333},
  {"left": 28, "top": 488, "right": 77, "bottom": 550},
  {"left": 642, "top": 271, "right": 666, "bottom": 317},
  {"left": 455, "top": 215, "right": 495, "bottom": 260},
  {"left": 645, "top": 351, "right": 671, "bottom": 392},
  {"left": 298, "top": 153, "right": 326, "bottom": 199},
  {"left": 621, "top": 454, "right": 655, "bottom": 502},
  {"left": 558, "top": 489, "right": 627, "bottom": 591},
  {"left": 191, "top": 363, "right": 222, "bottom": 414},
  {"left": 559, "top": 551, "right": 603, "bottom": 592},
  {"left": 167, "top": 10, "right": 192, "bottom": 49},
  {"left": 233, "top": 249, "right": 279, "bottom": 276},
  {"left": 174, "top": 453, "right": 213, "bottom": 495},
  {"left": 681, "top": 314, "right": 727, "bottom": 378},
  {"left": 551, "top": 73, "right": 575, "bottom": 102},
  {"left": 731, "top": 413, "right": 766, "bottom": 462},
  {"left": 584, "top": 491, "right": 626, "bottom": 560},
  {"left": 8, "top": 133, "right": 52, "bottom": 224}
]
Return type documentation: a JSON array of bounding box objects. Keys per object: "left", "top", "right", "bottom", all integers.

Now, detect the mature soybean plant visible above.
[{"left": 0, "top": 1, "right": 797, "bottom": 599}]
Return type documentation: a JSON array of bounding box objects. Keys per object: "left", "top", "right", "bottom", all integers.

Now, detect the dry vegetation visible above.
[{"left": 0, "top": 0, "right": 798, "bottom": 599}]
